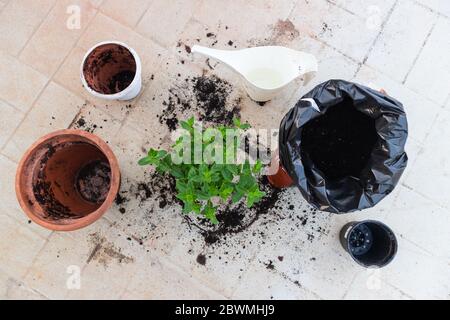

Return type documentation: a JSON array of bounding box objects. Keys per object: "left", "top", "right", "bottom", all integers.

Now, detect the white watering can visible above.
[{"left": 192, "top": 45, "right": 318, "bottom": 102}]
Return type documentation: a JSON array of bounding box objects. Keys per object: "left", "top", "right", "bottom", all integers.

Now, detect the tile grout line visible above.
[
  {"left": 411, "top": 0, "right": 450, "bottom": 19},
  {"left": 0, "top": 265, "right": 51, "bottom": 300},
  {"left": 287, "top": 0, "right": 301, "bottom": 19},
  {"left": 0, "top": 77, "right": 52, "bottom": 156},
  {"left": 0, "top": 98, "right": 26, "bottom": 150},
  {"left": 401, "top": 181, "right": 450, "bottom": 212},
  {"left": 401, "top": 15, "right": 438, "bottom": 84},
  {"left": 325, "top": 0, "right": 357, "bottom": 17},
  {"left": 50, "top": 9, "right": 101, "bottom": 84},
  {"left": 353, "top": 0, "right": 399, "bottom": 77},
  {"left": 16, "top": 0, "right": 57, "bottom": 58},
  {"left": 133, "top": 1, "right": 153, "bottom": 29},
  {"left": 0, "top": 0, "right": 9, "bottom": 14},
  {"left": 352, "top": 58, "right": 445, "bottom": 108},
  {"left": 1, "top": 3, "right": 100, "bottom": 143}
]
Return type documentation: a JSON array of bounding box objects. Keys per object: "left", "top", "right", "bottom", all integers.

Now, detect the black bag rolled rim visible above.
[{"left": 279, "top": 79, "right": 408, "bottom": 213}]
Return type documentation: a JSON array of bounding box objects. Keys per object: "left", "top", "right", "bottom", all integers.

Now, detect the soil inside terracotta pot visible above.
[
  {"left": 83, "top": 43, "right": 136, "bottom": 95},
  {"left": 300, "top": 97, "right": 379, "bottom": 180},
  {"left": 76, "top": 160, "right": 111, "bottom": 204},
  {"left": 32, "top": 142, "right": 112, "bottom": 220}
]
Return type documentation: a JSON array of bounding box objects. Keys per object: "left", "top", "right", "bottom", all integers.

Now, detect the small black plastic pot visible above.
[{"left": 340, "top": 220, "right": 397, "bottom": 268}]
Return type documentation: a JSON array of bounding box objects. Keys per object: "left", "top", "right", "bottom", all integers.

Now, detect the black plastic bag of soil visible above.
[{"left": 279, "top": 80, "right": 408, "bottom": 213}]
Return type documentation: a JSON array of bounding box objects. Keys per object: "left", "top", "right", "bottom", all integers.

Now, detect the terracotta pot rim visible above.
[{"left": 15, "top": 129, "right": 120, "bottom": 231}]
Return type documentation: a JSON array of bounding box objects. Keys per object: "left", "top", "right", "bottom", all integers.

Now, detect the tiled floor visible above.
[{"left": 1, "top": 0, "right": 449, "bottom": 300}]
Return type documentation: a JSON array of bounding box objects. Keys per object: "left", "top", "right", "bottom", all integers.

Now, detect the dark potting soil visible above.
[
  {"left": 301, "top": 97, "right": 378, "bottom": 180},
  {"left": 158, "top": 75, "right": 241, "bottom": 131},
  {"left": 108, "top": 70, "right": 135, "bottom": 94},
  {"left": 196, "top": 254, "right": 207, "bottom": 265},
  {"left": 193, "top": 176, "right": 284, "bottom": 245},
  {"left": 33, "top": 144, "right": 73, "bottom": 220},
  {"left": 76, "top": 160, "right": 111, "bottom": 204}
]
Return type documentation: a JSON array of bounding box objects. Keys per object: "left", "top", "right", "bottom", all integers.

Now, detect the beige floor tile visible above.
[
  {"left": 0, "top": 214, "right": 47, "bottom": 278},
  {"left": 136, "top": 0, "right": 201, "bottom": 47},
  {"left": 343, "top": 269, "right": 412, "bottom": 300},
  {"left": 23, "top": 219, "right": 112, "bottom": 299},
  {"left": 64, "top": 223, "right": 142, "bottom": 299},
  {"left": 69, "top": 103, "right": 123, "bottom": 143},
  {"left": 366, "top": 0, "right": 438, "bottom": 82},
  {"left": 109, "top": 124, "right": 158, "bottom": 183},
  {"left": 0, "top": 154, "right": 52, "bottom": 239},
  {"left": 0, "top": 0, "right": 56, "bottom": 56},
  {"left": 0, "top": 51, "right": 48, "bottom": 112},
  {"left": 328, "top": 0, "right": 396, "bottom": 21},
  {"left": 416, "top": 0, "right": 450, "bottom": 17},
  {"left": 0, "top": 272, "right": 48, "bottom": 300},
  {"left": 122, "top": 256, "right": 226, "bottom": 299},
  {"left": 381, "top": 238, "right": 450, "bottom": 299},
  {"left": 232, "top": 263, "right": 320, "bottom": 300},
  {"left": 405, "top": 17, "right": 450, "bottom": 106},
  {"left": 0, "top": 155, "right": 22, "bottom": 217},
  {"left": 384, "top": 187, "right": 450, "bottom": 259},
  {"left": 0, "top": 100, "right": 25, "bottom": 148},
  {"left": 290, "top": 0, "right": 380, "bottom": 62},
  {"left": 100, "top": 0, "right": 151, "bottom": 28},
  {"left": 19, "top": 0, "right": 98, "bottom": 76},
  {"left": 404, "top": 109, "right": 450, "bottom": 209},
  {"left": 194, "top": 0, "right": 294, "bottom": 48},
  {"left": 0, "top": 0, "right": 8, "bottom": 11},
  {"left": 2, "top": 82, "right": 85, "bottom": 162}
]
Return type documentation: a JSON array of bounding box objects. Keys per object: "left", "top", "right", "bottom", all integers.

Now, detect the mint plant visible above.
[{"left": 138, "top": 117, "right": 265, "bottom": 224}]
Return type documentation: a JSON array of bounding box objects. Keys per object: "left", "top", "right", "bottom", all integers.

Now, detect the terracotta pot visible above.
[
  {"left": 267, "top": 151, "right": 294, "bottom": 189},
  {"left": 15, "top": 130, "right": 120, "bottom": 231}
]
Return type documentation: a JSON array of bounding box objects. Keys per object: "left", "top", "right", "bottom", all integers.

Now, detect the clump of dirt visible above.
[
  {"left": 196, "top": 254, "right": 207, "bottom": 265},
  {"left": 72, "top": 116, "right": 101, "bottom": 133},
  {"left": 301, "top": 97, "right": 378, "bottom": 180},
  {"left": 76, "top": 160, "right": 111, "bottom": 204},
  {"left": 264, "top": 260, "right": 275, "bottom": 270},
  {"left": 158, "top": 75, "right": 241, "bottom": 131},
  {"left": 187, "top": 176, "right": 284, "bottom": 246}
]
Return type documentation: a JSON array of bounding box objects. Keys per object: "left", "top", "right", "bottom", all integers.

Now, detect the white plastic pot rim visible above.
[{"left": 80, "top": 40, "right": 142, "bottom": 101}]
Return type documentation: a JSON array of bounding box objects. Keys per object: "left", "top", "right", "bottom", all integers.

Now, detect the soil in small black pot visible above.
[
  {"left": 76, "top": 160, "right": 112, "bottom": 204},
  {"left": 301, "top": 97, "right": 378, "bottom": 180}
]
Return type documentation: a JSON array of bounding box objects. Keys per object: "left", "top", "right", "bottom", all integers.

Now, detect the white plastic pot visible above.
[{"left": 80, "top": 41, "right": 142, "bottom": 101}]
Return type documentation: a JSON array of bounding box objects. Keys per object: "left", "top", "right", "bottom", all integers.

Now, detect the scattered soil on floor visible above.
[
  {"left": 88, "top": 233, "right": 134, "bottom": 267},
  {"left": 158, "top": 75, "right": 241, "bottom": 131},
  {"left": 72, "top": 115, "right": 100, "bottom": 133},
  {"left": 301, "top": 97, "right": 378, "bottom": 180},
  {"left": 76, "top": 160, "right": 111, "bottom": 204},
  {"left": 270, "top": 19, "right": 300, "bottom": 43}
]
